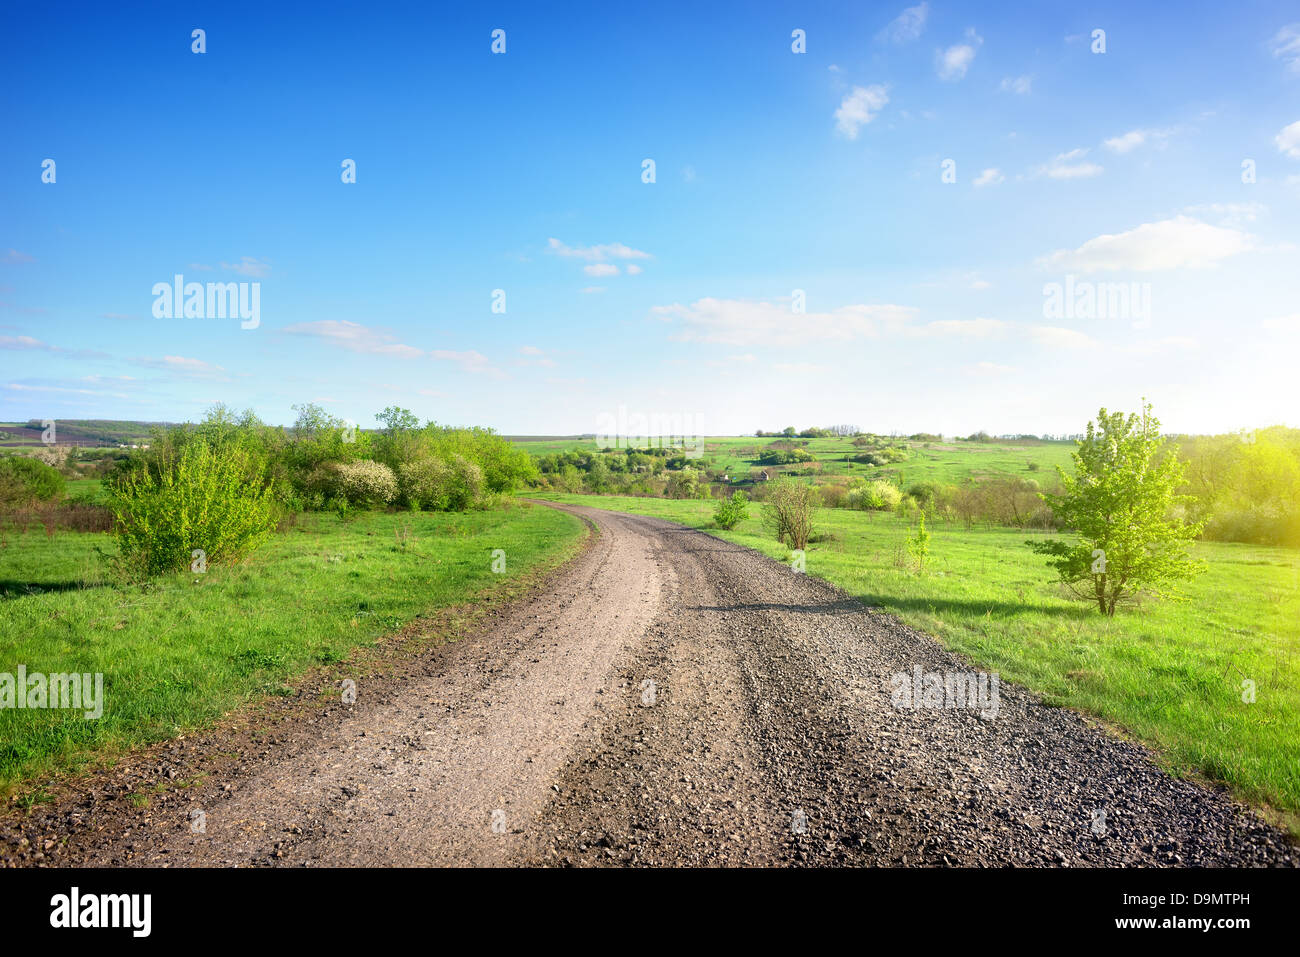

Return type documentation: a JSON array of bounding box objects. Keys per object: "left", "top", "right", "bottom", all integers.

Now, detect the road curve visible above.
[{"left": 11, "top": 501, "right": 1297, "bottom": 867}]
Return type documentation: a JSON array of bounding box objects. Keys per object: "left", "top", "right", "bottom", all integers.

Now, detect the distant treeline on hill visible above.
[
  {"left": 754, "top": 426, "right": 1083, "bottom": 443},
  {"left": 0, "top": 419, "right": 174, "bottom": 448}
]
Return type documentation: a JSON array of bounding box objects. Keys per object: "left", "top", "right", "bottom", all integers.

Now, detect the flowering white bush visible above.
[{"left": 333, "top": 459, "right": 398, "bottom": 505}]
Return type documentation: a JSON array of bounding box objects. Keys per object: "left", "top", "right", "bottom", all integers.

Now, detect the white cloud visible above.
[
  {"left": 220, "top": 256, "right": 271, "bottom": 278},
  {"left": 546, "top": 238, "right": 651, "bottom": 261},
  {"left": 626, "top": 264, "right": 643, "bottom": 275},
  {"left": 1038, "top": 216, "right": 1254, "bottom": 272},
  {"left": 429, "top": 349, "right": 503, "bottom": 377},
  {"left": 1037, "top": 148, "right": 1104, "bottom": 179},
  {"left": 973, "top": 168, "right": 1004, "bottom": 187},
  {"left": 1262, "top": 313, "right": 1300, "bottom": 331},
  {"left": 970, "top": 279, "right": 993, "bottom": 290},
  {"left": 1028, "top": 326, "right": 1097, "bottom": 350},
  {"left": 651, "top": 298, "right": 916, "bottom": 347},
  {"left": 835, "top": 85, "right": 889, "bottom": 138},
  {"left": 516, "top": 345, "right": 556, "bottom": 368},
  {"left": 0, "top": 335, "right": 49, "bottom": 351},
  {"left": 1181, "top": 202, "right": 1265, "bottom": 228},
  {"left": 772, "top": 361, "right": 827, "bottom": 375},
  {"left": 1125, "top": 336, "right": 1199, "bottom": 355},
  {"left": 132, "top": 355, "right": 231, "bottom": 380},
  {"left": 879, "top": 3, "right": 929, "bottom": 44},
  {"left": 968, "top": 361, "right": 1017, "bottom": 375},
  {"left": 5, "top": 382, "right": 132, "bottom": 399},
  {"left": 1275, "top": 120, "right": 1300, "bottom": 159},
  {"left": 999, "top": 75, "right": 1031, "bottom": 94},
  {"left": 579, "top": 286, "right": 606, "bottom": 295},
  {"left": 0, "top": 335, "right": 108, "bottom": 359},
  {"left": 584, "top": 263, "right": 619, "bottom": 277},
  {"left": 936, "top": 31, "right": 982, "bottom": 81},
  {"left": 282, "top": 320, "right": 423, "bottom": 358},
  {"left": 1103, "top": 128, "right": 1173, "bottom": 153},
  {"left": 916, "top": 317, "right": 1006, "bottom": 339},
  {"left": 1270, "top": 24, "right": 1300, "bottom": 73}
]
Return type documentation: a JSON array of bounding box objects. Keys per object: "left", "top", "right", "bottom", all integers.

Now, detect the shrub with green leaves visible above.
[
  {"left": 0, "top": 456, "right": 66, "bottom": 507},
  {"left": 847, "top": 479, "right": 902, "bottom": 510},
  {"left": 106, "top": 440, "right": 277, "bottom": 576},
  {"left": 713, "top": 491, "right": 749, "bottom": 529}
]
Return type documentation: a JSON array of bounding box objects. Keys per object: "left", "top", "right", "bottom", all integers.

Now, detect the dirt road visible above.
[{"left": 8, "top": 502, "right": 1296, "bottom": 866}]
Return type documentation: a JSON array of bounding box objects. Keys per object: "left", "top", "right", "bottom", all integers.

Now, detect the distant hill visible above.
[{"left": 0, "top": 419, "right": 173, "bottom": 448}]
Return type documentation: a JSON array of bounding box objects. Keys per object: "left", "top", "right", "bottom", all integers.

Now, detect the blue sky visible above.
[{"left": 3, "top": 1, "right": 1299, "bottom": 436}]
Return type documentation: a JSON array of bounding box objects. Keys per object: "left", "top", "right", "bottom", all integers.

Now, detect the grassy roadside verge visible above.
[
  {"left": 537, "top": 492, "right": 1300, "bottom": 830},
  {"left": 0, "top": 502, "right": 586, "bottom": 795}
]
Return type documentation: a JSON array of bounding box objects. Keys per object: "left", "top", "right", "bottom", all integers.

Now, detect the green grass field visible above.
[
  {"left": 0, "top": 503, "right": 586, "bottom": 795},
  {"left": 510, "top": 434, "right": 1076, "bottom": 486},
  {"left": 536, "top": 492, "right": 1300, "bottom": 828}
]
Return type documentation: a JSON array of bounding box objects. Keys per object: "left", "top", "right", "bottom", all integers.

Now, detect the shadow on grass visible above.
[
  {"left": 0, "top": 580, "right": 103, "bottom": 600},
  {"left": 860, "top": 593, "right": 1093, "bottom": 620}
]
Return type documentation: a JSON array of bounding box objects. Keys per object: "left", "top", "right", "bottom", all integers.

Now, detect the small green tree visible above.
[
  {"left": 1028, "top": 403, "right": 1204, "bottom": 615},
  {"left": 907, "top": 513, "right": 930, "bottom": 571}
]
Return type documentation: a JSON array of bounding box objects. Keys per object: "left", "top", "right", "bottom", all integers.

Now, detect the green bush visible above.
[
  {"left": 399, "top": 454, "right": 484, "bottom": 511},
  {"left": 106, "top": 440, "right": 277, "bottom": 576},
  {"left": 665, "top": 468, "right": 707, "bottom": 499},
  {"left": 0, "top": 456, "right": 66, "bottom": 506},
  {"left": 846, "top": 479, "right": 902, "bottom": 510},
  {"left": 713, "top": 491, "right": 749, "bottom": 529},
  {"left": 758, "top": 448, "right": 814, "bottom": 466}
]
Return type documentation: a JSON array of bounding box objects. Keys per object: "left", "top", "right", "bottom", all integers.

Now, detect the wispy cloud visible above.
[
  {"left": 5, "top": 382, "right": 132, "bottom": 399},
  {"left": 1037, "top": 216, "right": 1254, "bottom": 272},
  {"left": 1270, "top": 23, "right": 1300, "bottom": 73},
  {"left": 282, "top": 320, "right": 423, "bottom": 357},
  {"left": 651, "top": 297, "right": 915, "bottom": 347},
  {"left": 3, "top": 249, "right": 35, "bottom": 264},
  {"left": 973, "top": 168, "right": 1004, "bottom": 187},
  {"left": 834, "top": 85, "right": 889, "bottom": 139},
  {"left": 1036, "top": 148, "right": 1103, "bottom": 179},
  {"left": 220, "top": 256, "right": 271, "bottom": 278},
  {"left": 516, "top": 345, "right": 557, "bottom": 368},
  {"left": 999, "top": 75, "right": 1031, "bottom": 94},
  {"left": 915, "top": 318, "right": 1007, "bottom": 339},
  {"left": 429, "top": 349, "right": 504, "bottom": 378},
  {"left": 130, "top": 355, "right": 232, "bottom": 380},
  {"left": 1028, "top": 326, "right": 1097, "bottom": 350},
  {"left": 0, "top": 335, "right": 108, "bottom": 359},
  {"left": 878, "top": 3, "right": 928, "bottom": 44}
]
